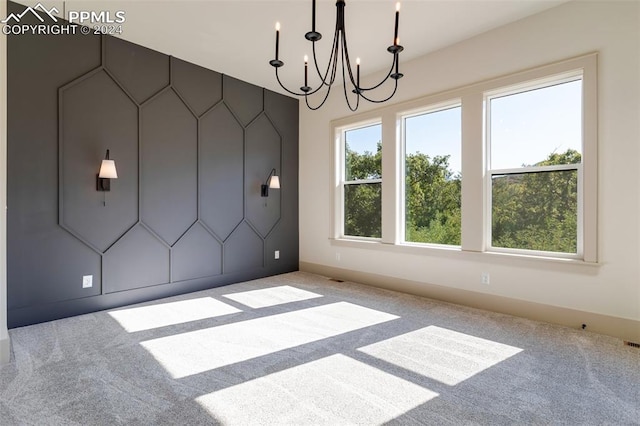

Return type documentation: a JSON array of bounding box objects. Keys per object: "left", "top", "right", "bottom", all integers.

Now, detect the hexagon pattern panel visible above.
[
  {"left": 172, "top": 57, "right": 223, "bottom": 116},
  {"left": 104, "top": 36, "right": 170, "bottom": 104},
  {"left": 223, "top": 75, "right": 264, "bottom": 126},
  {"left": 172, "top": 223, "right": 223, "bottom": 282},
  {"left": 141, "top": 88, "right": 199, "bottom": 246},
  {"left": 245, "top": 115, "right": 282, "bottom": 238},
  {"left": 200, "top": 103, "right": 244, "bottom": 241},
  {"left": 103, "top": 225, "right": 170, "bottom": 293},
  {"left": 224, "top": 222, "right": 264, "bottom": 274},
  {"left": 60, "top": 70, "right": 139, "bottom": 252}
]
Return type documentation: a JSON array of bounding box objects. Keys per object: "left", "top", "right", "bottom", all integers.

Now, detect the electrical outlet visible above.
[
  {"left": 82, "top": 275, "right": 93, "bottom": 288},
  {"left": 335, "top": 252, "right": 341, "bottom": 262},
  {"left": 481, "top": 272, "right": 490, "bottom": 285},
  {"left": 274, "top": 250, "right": 280, "bottom": 259}
]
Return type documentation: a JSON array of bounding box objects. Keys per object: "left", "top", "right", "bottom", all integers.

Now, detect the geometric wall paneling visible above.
[
  {"left": 171, "top": 57, "right": 222, "bottom": 117},
  {"left": 264, "top": 90, "right": 300, "bottom": 143},
  {"left": 141, "top": 88, "right": 198, "bottom": 246},
  {"left": 199, "top": 103, "right": 244, "bottom": 241},
  {"left": 104, "top": 36, "right": 170, "bottom": 104},
  {"left": 245, "top": 114, "right": 282, "bottom": 238},
  {"left": 172, "top": 223, "right": 222, "bottom": 282},
  {"left": 263, "top": 90, "right": 299, "bottom": 267},
  {"left": 223, "top": 222, "right": 264, "bottom": 274},
  {"left": 222, "top": 75, "right": 264, "bottom": 126},
  {"left": 103, "top": 225, "right": 170, "bottom": 293},
  {"left": 8, "top": 17, "right": 299, "bottom": 327},
  {"left": 59, "top": 69, "right": 139, "bottom": 252}
]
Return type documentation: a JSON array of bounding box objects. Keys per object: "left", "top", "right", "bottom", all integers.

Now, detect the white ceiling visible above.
[{"left": 24, "top": 0, "right": 567, "bottom": 97}]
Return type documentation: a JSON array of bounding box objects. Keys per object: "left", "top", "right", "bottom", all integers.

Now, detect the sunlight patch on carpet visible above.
[
  {"left": 359, "top": 325, "right": 523, "bottom": 385},
  {"left": 222, "top": 285, "right": 322, "bottom": 308},
  {"left": 196, "top": 354, "right": 437, "bottom": 424},
  {"left": 141, "top": 302, "right": 399, "bottom": 378},
  {"left": 108, "top": 297, "right": 242, "bottom": 332}
]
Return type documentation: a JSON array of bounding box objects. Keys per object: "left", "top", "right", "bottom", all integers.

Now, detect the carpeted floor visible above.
[{"left": 0, "top": 271, "right": 638, "bottom": 425}]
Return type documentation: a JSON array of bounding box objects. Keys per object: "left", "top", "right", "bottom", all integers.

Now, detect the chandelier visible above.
[{"left": 269, "top": 0, "right": 404, "bottom": 111}]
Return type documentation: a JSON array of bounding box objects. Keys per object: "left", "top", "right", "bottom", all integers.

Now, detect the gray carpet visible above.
[{"left": 0, "top": 271, "right": 638, "bottom": 425}]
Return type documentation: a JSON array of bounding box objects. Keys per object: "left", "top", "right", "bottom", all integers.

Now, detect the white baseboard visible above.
[{"left": 300, "top": 261, "right": 640, "bottom": 343}]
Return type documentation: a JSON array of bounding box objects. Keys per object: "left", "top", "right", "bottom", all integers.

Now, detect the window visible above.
[
  {"left": 330, "top": 53, "right": 596, "bottom": 262},
  {"left": 403, "top": 105, "right": 461, "bottom": 245},
  {"left": 487, "top": 77, "right": 583, "bottom": 256},
  {"left": 341, "top": 123, "right": 382, "bottom": 238}
]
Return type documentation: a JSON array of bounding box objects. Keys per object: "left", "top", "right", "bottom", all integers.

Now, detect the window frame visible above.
[
  {"left": 484, "top": 72, "right": 585, "bottom": 259},
  {"left": 335, "top": 119, "right": 383, "bottom": 241},
  {"left": 329, "top": 53, "right": 597, "bottom": 264},
  {"left": 399, "top": 100, "right": 462, "bottom": 248}
]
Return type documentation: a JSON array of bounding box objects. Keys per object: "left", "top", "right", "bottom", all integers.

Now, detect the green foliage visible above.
[
  {"left": 405, "top": 152, "right": 461, "bottom": 245},
  {"left": 492, "top": 149, "right": 581, "bottom": 253},
  {"left": 344, "top": 141, "right": 580, "bottom": 253},
  {"left": 344, "top": 142, "right": 382, "bottom": 238}
]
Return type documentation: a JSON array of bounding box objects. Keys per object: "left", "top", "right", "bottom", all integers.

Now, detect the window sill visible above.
[{"left": 329, "top": 238, "right": 600, "bottom": 268}]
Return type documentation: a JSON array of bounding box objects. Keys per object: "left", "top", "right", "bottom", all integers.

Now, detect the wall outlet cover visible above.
[
  {"left": 481, "top": 273, "right": 490, "bottom": 285},
  {"left": 82, "top": 275, "right": 93, "bottom": 288}
]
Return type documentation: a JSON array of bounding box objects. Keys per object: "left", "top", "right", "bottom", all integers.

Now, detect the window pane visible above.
[
  {"left": 345, "top": 124, "right": 382, "bottom": 181},
  {"left": 404, "top": 107, "right": 461, "bottom": 245},
  {"left": 344, "top": 183, "right": 381, "bottom": 238},
  {"left": 492, "top": 169, "right": 578, "bottom": 253},
  {"left": 490, "top": 80, "right": 582, "bottom": 169}
]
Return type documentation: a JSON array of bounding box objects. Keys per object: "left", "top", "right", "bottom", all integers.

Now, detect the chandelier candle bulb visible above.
[
  {"left": 275, "top": 22, "right": 280, "bottom": 60},
  {"left": 304, "top": 55, "right": 309, "bottom": 87},
  {"left": 356, "top": 57, "right": 360, "bottom": 88},
  {"left": 394, "top": 3, "right": 400, "bottom": 45}
]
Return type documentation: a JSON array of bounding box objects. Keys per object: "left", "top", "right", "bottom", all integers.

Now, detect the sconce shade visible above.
[
  {"left": 261, "top": 168, "right": 280, "bottom": 197},
  {"left": 99, "top": 159, "right": 118, "bottom": 179},
  {"left": 97, "top": 149, "right": 118, "bottom": 192}
]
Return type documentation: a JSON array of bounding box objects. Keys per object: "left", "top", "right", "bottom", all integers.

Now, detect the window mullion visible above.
[
  {"left": 461, "top": 93, "right": 485, "bottom": 252},
  {"left": 381, "top": 111, "right": 397, "bottom": 245}
]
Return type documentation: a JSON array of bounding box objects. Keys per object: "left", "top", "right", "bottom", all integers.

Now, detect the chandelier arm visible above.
[
  {"left": 311, "top": 15, "right": 341, "bottom": 87},
  {"left": 275, "top": 67, "right": 316, "bottom": 97},
  {"left": 303, "top": 34, "right": 342, "bottom": 109},
  {"left": 358, "top": 56, "right": 396, "bottom": 92},
  {"left": 340, "top": 38, "right": 360, "bottom": 112},
  {"left": 304, "top": 65, "right": 337, "bottom": 110},
  {"left": 275, "top": 67, "right": 328, "bottom": 97},
  {"left": 339, "top": 20, "right": 358, "bottom": 90},
  {"left": 304, "top": 87, "right": 332, "bottom": 110},
  {"left": 359, "top": 78, "right": 399, "bottom": 103}
]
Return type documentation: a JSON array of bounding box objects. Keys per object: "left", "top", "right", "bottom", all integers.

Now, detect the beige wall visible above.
[
  {"left": 1, "top": 0, "right": 10, "bottom": 364},
  {"left": 299, "top": 1, "right": 640, "bottom": 337}
]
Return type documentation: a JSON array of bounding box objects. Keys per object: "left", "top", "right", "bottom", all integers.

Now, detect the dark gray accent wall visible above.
[{"left": 7, "top": 1, "right": 299, "bottom": 327}]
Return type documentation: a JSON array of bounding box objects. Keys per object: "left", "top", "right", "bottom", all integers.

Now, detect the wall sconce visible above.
[
  {"left": 261, "top": 168, "right": 280, "bottom": 197},
  {"left": 97, "top": 149, "right": 118, "bottom": 191}
]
